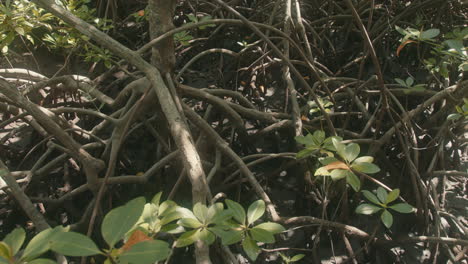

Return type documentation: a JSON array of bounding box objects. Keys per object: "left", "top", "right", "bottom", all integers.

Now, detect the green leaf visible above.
[
  {"left": 226, "top": 199, "right": 246, "bottom": 224},
  {"left": 254, "top": 222, "right": 285, "bottom": 234},
  {"left": 178, "top": 218, "right": 203, "bottom": 229},
  {"left": 101, "top": 197, "right": 146, "bottom": 248},
  {"left": 343, "top": 143, "right": 360, "bottom": 162},
  {"left": 330, "top": 169, "right": 348, "bottom": 181},
  {"left": 198, "top": 229, "right": 216, "bottom": 245},
  {"left": 405, "top": 77, "right": 414, "bottom": 87},
  {"left": 290, "top": 254, "right": 306, "bottom": 262},
  {"left": 351, "top": 162, "right": 380, "bottom": 174},
  {"left": 27, "top": 259, "right": 57, "bottom": 264},
  {"left": 420, "top": 28, "right": 440, "bottom": 39},
  {"left": 206, "top": 203, "right": 224, "bottom": 223},
  {"left": 444, "top": 39, "right": 464, "bottom": 54},
  {"left": 389, "top": 203, "right": 414, "bottom": 213},
  {"left": 332, "top": 138, "right": 346, "bottom": 158},
  {"left": 362, "top": 190, "right": 380, "bottom": 205},
  {"left": 0, "top": 242, "right": 11, "bottom": 261},
  {"left": 296, "top": 147, "right": 317, "bottom": 158},
  {"left": 193, "top": 203, "right": 208, "bottom": 224},
  {"left": 175, "top": 230, "right": 199, "bottom": 247},
  {"left": 3, "top": 227, "right": 25, "bottom": 255},
  {"left": 247, "top": 200, "right": 265, "bottom": 225},
  {"left": 346, "top": 171, "right": 361, "bottom": 192},
  {"left": 22, "top": 226, "right": 66, "bottom": 261},
  {"left": 354, "top": 156, "right": 374, "bottom": 163},
  {"left": 385, "top": 189, "right": 400, "bottom": 204},
  {"left": 315, "top": 166, "right": 332, "bottom": 176},
  {"left": 395, "top": 25, "right": 409, "bottom": 36},
  {"left": 160, "top": 210, "right": 184, "bottom": 226},
  {"left": 119, "top": 240, "right": 170, "bottom": 264},
  {"left": 355, "top": 203, "right": 382, "bottom": 215},
  {"left": 49, "top": 232, "right": 101, "bottom": 257},
  {"left": 312, "top": 130, "right": 325, "bottom": 145},
  {"left": 242, "top": 236, "right": 260, "bottom": 261},
  {"left": 376, "top": 187, "right": 387, "bottom": 203},
  {"left": 250, "top": 227, "right": 275, "bottom": 243},
  {"left": 395, "top": 78, "right": 407, "bottom": 87},
  {"left": 151, "top": 192, "right": 162, "bottom": 207},
  {"left": 209, "top": 228, "right": 243, "bottom": 245},
  {"left": 211, "top": 209, "right": 233, "bottom": 225},
  {"left": 323, "top": 136, "right": 342, "bottom": 151},
  {"left": 14, "top": 27, "right": 25, "bottom": 36},
  {"left": 381, "top": 210, "right": 393, "bottom": 228},
  {"left": 318, "top": 157, "right": 339, "bottom": 165}
]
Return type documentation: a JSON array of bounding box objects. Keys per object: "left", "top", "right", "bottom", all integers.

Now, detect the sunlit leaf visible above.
[
  {"left": 226, "top": 199, "right": 246, "bottom": 224},
  {"left": 247, "top": 200, "right": 265, "bottom": 225},
  {"left": 3, "top": 227, "right": 25, "bottom": 255},
  {"left": 385, "top": 189, "right": 400, "bottom": 204},
  {"left": 355, "top": 203, "right": 381, "bottom": 215}
]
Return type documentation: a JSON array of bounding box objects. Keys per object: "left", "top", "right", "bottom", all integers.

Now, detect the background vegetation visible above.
[{"left": 0, "top": 0, "right": 467, "bottom": 263}]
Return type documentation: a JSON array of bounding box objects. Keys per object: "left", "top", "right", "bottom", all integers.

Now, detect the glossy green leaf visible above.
[
  {"left": 355, "top": 203, "right": 381, "bottom": 215},
  {"left": 3, "top": 227, "right": 25, "bottom": 255},
  {"left": 389, "top": 203, "right": 414, "bottom": 213},
  {"left": 381, "top": 210, "right": 393, "bottom": 228},
  {"left": 242, "top": 236, "right": 260, "bottom": 261},
  {"left": 193, "top": 203, "right": 208, "bottom": 223},
  {"left": 102, "top": 197, "right": 146, "bottom": 248},
  {"left": 178, "top": 218, "right": 202, "bottom": 229},
  {"left": 376, "top": 187, "right": 387, "bottom": 203},
  {"left": 247, "top": 200, "right": 265, "bottom": 225},
  {"left": 250, "top": 227, "right": 275, "bottom": 243},
  {"left": 290, "top": 254, "right": 306, "bottom": 262},
  {"left": 351, "top": 162, "right": 380, "bottom": 174},
  {"left": 254, "top": 222, "right": 285, "bottom": 234},
  {"left": 385, "top": 189, "right": 400, "bottom": 204},
  {"left": 343, "top": 143, "right": 360, "bottom": 162},
  {"left": 346, "top": 171, "right": 361, "bottom": 192},
  {"left": 175, "top": 230, "right": 199, "bottom": 247},
  {"left": 226, "top": 199, "right": 246, "bottom": 224},
  {"left": 354, "top": 156, "right": 374, "bottom": 163},
  {"left": 119, "top": 240, "right": 170, "bottom": 264},
  {"left": 49, "top": 232, "right": 101, "bottom": 257}
]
